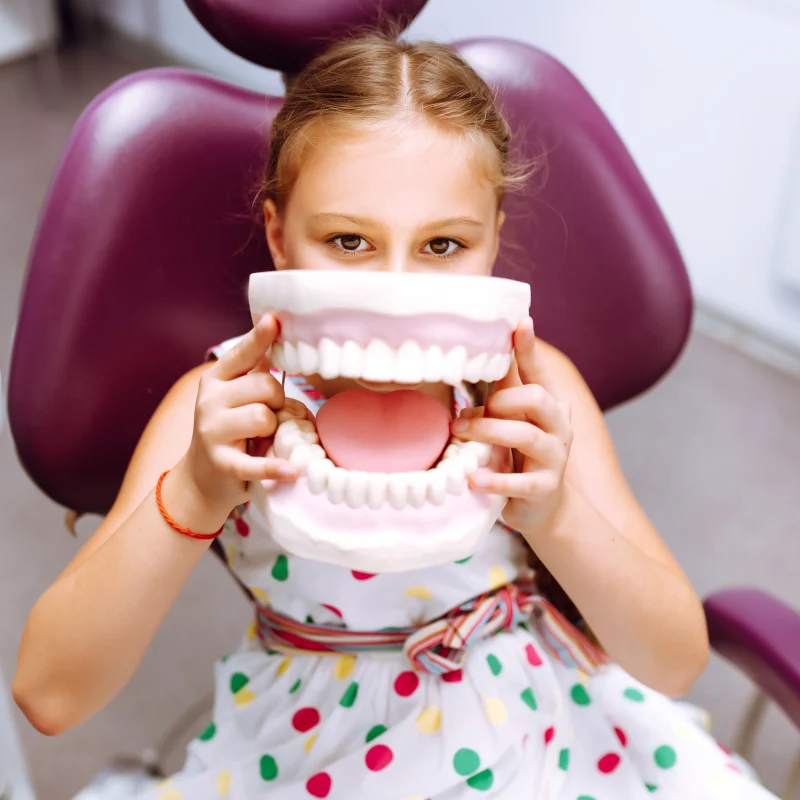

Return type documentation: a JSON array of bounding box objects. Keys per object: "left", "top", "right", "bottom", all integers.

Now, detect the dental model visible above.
[{"left": 248, "top": 270, "right": 531, "bottom": 572}]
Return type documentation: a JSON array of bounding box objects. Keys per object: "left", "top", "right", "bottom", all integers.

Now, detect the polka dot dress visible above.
[{"left": 124, "top": 337, "right": 776, "bottom": 800}]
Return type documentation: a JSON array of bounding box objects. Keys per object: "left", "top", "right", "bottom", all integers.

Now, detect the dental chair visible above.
[{"left": 6, "top": 0, "right": 800, "bottom": 795}]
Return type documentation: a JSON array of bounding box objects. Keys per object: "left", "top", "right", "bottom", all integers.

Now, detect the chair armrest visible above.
[{"left": 704, "top": 588, "right": 800, "bottom": 731}]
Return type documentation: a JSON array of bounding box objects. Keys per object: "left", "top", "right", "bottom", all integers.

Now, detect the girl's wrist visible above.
[{"left": 163, "top": 459, "right": 233, "bottom": 535}]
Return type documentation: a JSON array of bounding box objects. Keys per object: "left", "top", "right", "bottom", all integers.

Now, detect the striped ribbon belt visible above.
[{"left": 255, "top": 583, "right": 607, "bottom": 675}]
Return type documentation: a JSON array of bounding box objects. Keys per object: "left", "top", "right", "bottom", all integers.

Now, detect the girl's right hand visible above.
[{"left": 176, "top": 315, "right": 300, "bottom": 518}]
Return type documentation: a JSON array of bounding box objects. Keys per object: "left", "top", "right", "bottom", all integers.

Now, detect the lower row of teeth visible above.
[
  {"left": 271, "top": 339, "right": 511, "bottom": 384},
  {"left": 273, "top": 418, "right": 491, "bottom": 510}
]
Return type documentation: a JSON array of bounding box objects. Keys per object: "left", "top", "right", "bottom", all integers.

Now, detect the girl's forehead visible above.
[{"left": 290, "top": 123, "right": 498, "bottom": 221}]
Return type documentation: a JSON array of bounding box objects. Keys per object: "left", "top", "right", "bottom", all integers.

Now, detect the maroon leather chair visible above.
[{"left": 6, "top": 0, "right": 800, "bottom": 784}]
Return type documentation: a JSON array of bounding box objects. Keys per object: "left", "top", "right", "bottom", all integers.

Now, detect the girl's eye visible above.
[
  {"left": 330, "top": 234, "right": 370, "bottom": 253},
  {"left": 425, "top": 238, "right": 462, "bottom": 258}
]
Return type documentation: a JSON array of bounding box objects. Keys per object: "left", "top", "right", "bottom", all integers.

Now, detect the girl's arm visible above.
[
  {"left": 13, "top": 319, "right": 294, "bottom": 735},
  {"left": 456, "top": 322, "right": 709, "bottom": 697}
]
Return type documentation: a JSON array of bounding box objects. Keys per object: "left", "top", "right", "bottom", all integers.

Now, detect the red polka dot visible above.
[
  {"left": 525, "top": 644, "right": 543, "bottom": 667},
  {"left": 235, "top": 518, "right": 250, "bottom": 537},
  {"left": 394, "top": 671, "right": 420, "bottom": 697},
  {"left": 598, "top": 753, "right": 622, "bottom": 774},
  {"left": 306, "top": 772, "right": 332, "bottom": 797},
  {"left": 321, "top": 604, "right": 343, "bottom": 619},
  {"left": 614, "top": 727, "right": 628, "bottom": 747},
  {"left": 292, "top": 707, "right": 321, "bottom": 733},
  {"left": 365, "top": 744, "right": 394, "bottom": 771},
  {"left": 442, "top": 669, "right": 463, "bottom": 683},
  {"left": 727, "top": 762, "right": 742, "bottom": 774},
  {"left": 352, "top": 571, "right": 377, "bottom": 580},
  {"left": 522, "top": 734, "right": 529, "bottom": 746},
  {"left": 718, "top": 742, "right": 732, "bottom": 755},
  {"left": 544, "top": 726, "right": 555, "bottom": 745}
]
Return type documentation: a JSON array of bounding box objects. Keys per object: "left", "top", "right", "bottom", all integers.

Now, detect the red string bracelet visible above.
[{"left": 156, "top": 470, "right": 225, "bottom": 540}]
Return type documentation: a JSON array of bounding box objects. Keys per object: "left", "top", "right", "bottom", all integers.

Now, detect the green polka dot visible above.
[
  {"left": 486, "top": 654, "right": 503, "bottom": 676},
  {"left": 654, "top": 745, "right": 677, "bottom": 770},
  {"left": 520, "top": 687, "right": 537, "bottom": 710},
  {"left": 229, "top": 672, "right": 249, "bottom": 694},
  {"left": 455, "top": 555, "right": 473, "bottom": 564},
  {"left": 366, "top": 724, "right": 387, "bottom": 743},
  {"left": 198, "top": 722, "right": 216, "bottom": 741},
  {"left": 624, "top": 687, "right": 645, "bottom": 703},
  {"left": 259, "top": 754, "right": 278, "bottom": 781},
  {"left": 570, "top": 684, "right": 592, "bottom": 706},
  {"left": 220, "top": 655, "right": 229, "bottom": 663},
  {"left": 289, "top": 679, "right": 302, "bottom": 694},
  {"left": 558, "top": 748, "right": 570, "bottom": 771},
  {"left": 305, "top": 615, "right": 314, "bottom": 624},
  {"left": 577, "top": 796, "right": 597, "bottom": 800},
  {"left": 339, "top": 681, "right": 359, "bottom": 708},
  {"left": 271, "top": 554, "right": 289, "bottom": 581},
  {"left": 466, "top": 768, "right": 494, "bottom": 791},
  {"left": 453, "top": 748, "right": 481, "bottom": 776},
  {"left": 646, "top": 785, "right": 659, "bottom": 793}
]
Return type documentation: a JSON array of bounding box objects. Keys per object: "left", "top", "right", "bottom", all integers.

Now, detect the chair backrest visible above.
[{"left": 7, "top": 2, "right": 692, "bottom": 517}]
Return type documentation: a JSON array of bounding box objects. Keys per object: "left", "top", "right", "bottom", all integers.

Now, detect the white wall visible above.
[{"left": 93, "top": 0, "right": 800, "bottom": 350}]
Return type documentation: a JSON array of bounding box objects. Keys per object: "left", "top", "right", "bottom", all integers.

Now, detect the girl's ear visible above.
[
  {"left": 492, "top": 209, "right": 506, "bottom": 263},
  {"left": 264, "top": 198, "right": 288, "bottom": 270}
]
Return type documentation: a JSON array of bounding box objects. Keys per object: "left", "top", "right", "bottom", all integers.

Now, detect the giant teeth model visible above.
[{"left": 248, "top": 270, "right": 531, "bottom": 573}]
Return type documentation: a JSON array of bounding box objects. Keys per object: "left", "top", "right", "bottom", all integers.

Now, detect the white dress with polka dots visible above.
[{"left": 136, "top": 337, "right": 775, "bottom": 800}]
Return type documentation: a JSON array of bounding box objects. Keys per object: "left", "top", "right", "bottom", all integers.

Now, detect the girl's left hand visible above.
[{"left": 451, "top": 317, "right": 573, "bottom": 537}]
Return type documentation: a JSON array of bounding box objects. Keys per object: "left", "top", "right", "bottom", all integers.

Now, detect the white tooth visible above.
[
  {"left": 274, "top": 422, "right": 305, "bottom": 459},
  {"left": 487, "top": 353, "right": 512, "bottom": 381},
  {"left": 307, "top": 458, "right": 334, "bottom": 494},
  {"left": 458, "top": 448, "right": 480, "bottom": 475},
  {"left": 407, "top": 472, "right": 428, "bottom": 508},
  {"left": 395, "top": 341, "right": 425, "bottom": 384},
  {"left": 270, "top": 343, "right": 286, "bottom": 371},
  {"left": 345, "top": 470, "right": 368, "bottom": 509},
  {"left": 366, "top": 473, "right": 389, "bottom": 509},
  {"left": 424, "top": 345, "right": 444, "bottom": 382},
  {"left": 289, "top": 443, "right": 326, "bottom": 473},
  {"left": 318, "top": 338, "right": 341, "bottom": 379},
  {"left": 442, "top": 345, "right": 467, "bottom": 385},
  {"left": 339, "top": 340, "right": 364, "bottom": 379},
  {"left": 443, "top": 443, "right": 461, "bottom": 460},
  {"left": 387, "top": 474, "right": 408, "bottom": 509},
  {"left": 437, "top": 458, "right": 466, "bottom": 495},
  {"left": 362, "top": 340, "right": 395, "bottom": 382},
  {"left": 282, "top": 341, "right": 300, "bottom": 373},
  {"left": 327, "top": 467, "right": 347, "bottom": 504},
  {"left": 464, "top": 353, "right": 488, "bottom": 383},
  {"left": 427, "top": 469, "right": 447, "bottom": 505},
  {"left": 297, "top": 341, "right": 319, "bottom": 374},
  {"left": 461, "top": 440, "right": 491, "bottom": 467}
]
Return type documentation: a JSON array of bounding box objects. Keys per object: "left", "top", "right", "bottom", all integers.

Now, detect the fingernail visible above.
[
  {"left": 470, "top": 471, "right": 491, "bottom": 488},
  {"left": 452, "top": 418, "right": 470, "bottom": 433},
  {"left": 278, "top": 464, "right": 298, "bottom": 479},
  {"left": 524, "top": 316, "right": 534, "bottom": 333}
]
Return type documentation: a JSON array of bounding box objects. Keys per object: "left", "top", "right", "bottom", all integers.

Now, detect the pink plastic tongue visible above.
[{"left": 315, "top": 389, "right": 452, "bottom": 473}]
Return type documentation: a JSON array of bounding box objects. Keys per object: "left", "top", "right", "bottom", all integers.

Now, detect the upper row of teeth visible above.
[
  {"left": 271, "top": 339, "right": 511, "bottom": 384},
  {"left": 273, "top": 418, "right": 491, "bottom": 510}
]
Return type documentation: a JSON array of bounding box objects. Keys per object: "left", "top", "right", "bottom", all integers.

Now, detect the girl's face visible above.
[{"left": 264, "top": 121, "right": 505, "bottom": 276}]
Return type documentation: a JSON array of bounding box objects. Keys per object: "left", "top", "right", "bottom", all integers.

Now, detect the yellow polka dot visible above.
[
  {"left": 276, "top": 657, "right": 292, "bottom": 676},
  {"left": 251, "top": 588, "right": 269, "bottom": 604},
  {"left": 334, "top": 654, "right": 356, "bottom": 680},
  {"left": 488, "top": 566, "right": 509, "bottom": 589},
  {"left": 673, "top": 719, "right": 700, "bottom": 742},
  {"left": 304, "top": 733, "right": 318, "bottom": 753},
  {"left": 246, "top": 619, "right": 257, "bottom": 643},
  {"left": 234, "top": 688, "right": 256, "bottom": 708},
  {"left": 415, "top": 705, "right": 441, "bottom": 735},
  {"left": 157, "top": 790, "right": 184, "bottom": 800},
  {"left": 155, "top": 778, "right": 172, "bottom": 789},
  {"left": 226, "top": 545, "right": 236, "bottom": 564},
  {"left": 484, "top": 697, "right": 508, "bottom": 725},
  {"left": 404, "top": 586, "right": 434, "bottom": 600},
  {"left": 576, "top": 669, "right": 589, "bottom": 686},
  {"left": 215, "top": 770, "right": 232, "bottom": 797}
]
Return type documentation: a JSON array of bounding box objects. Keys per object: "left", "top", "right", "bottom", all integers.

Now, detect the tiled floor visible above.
[{"left": 1, "top": 45, "right": 799, "bottom": 800}]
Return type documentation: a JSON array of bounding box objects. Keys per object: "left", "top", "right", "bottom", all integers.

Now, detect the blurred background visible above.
[{"left": 1, "top": 1, "right": 799, "bottom": 798}]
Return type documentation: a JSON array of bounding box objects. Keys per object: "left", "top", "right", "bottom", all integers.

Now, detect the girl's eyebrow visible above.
[{"left": 310, "top": 212, "right": 485, "bottom": 230}]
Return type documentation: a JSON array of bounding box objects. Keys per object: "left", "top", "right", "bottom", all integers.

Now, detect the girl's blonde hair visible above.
[{"left": 260, "top": 31, "right": 534, "bottom": 213}]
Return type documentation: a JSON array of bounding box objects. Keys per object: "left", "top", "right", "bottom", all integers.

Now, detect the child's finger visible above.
[
  {"left": 468, "top": 469, "right": 556, "bottom": 499},
  {"left": 454, "top": 417, "right": 563, "bottom": 467},
  {"left": 223, "top": 451, "right": 298, "bottom": 482},
  {"left": 212, "top": 315, "right": 278, "bottom": 382},
  {"left": 485, "top": 384, "right": 568, "bottom": 439}
]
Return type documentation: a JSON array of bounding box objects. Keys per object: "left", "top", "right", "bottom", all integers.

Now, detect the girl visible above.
[{"left": 14, "top": 32, "right": 775, "bottom": 800}]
